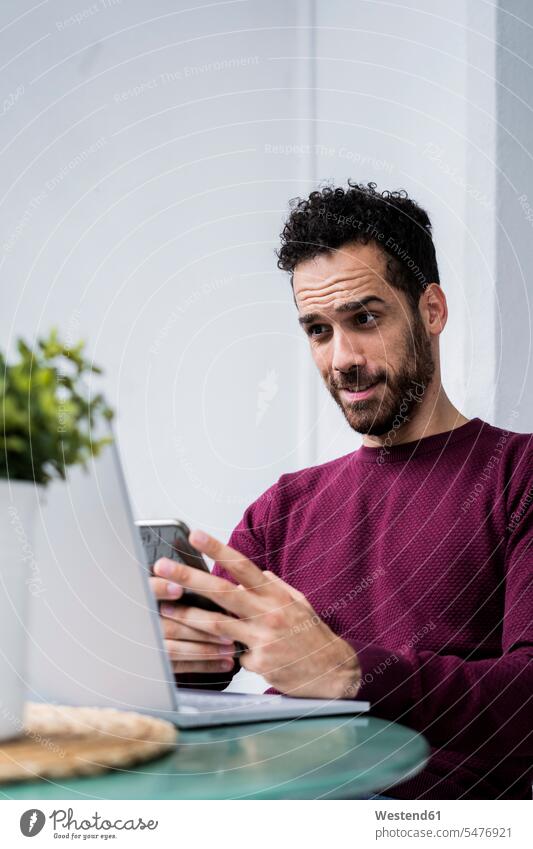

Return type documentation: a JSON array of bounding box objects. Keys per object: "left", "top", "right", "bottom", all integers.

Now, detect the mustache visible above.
[{"left": 330, "top": 374, "right": 383, "bottom": 390}]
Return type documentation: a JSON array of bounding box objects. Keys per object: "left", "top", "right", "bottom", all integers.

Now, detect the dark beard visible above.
[{"left": 327, "top": 311, "right": 435, "bottom": 437}]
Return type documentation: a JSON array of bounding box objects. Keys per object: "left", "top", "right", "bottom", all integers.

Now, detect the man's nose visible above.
[{"left": 331, "top": 330, "right": 366, "bottom": 374}]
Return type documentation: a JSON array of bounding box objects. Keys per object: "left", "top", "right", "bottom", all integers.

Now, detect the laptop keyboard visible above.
[{"left": 178, "top": 690, "right": 275, "bottom": 712}]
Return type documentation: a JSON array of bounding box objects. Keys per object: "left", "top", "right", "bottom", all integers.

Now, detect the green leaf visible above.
[{"left": 0, "top": 329, "right": 114, "bottom": 485}]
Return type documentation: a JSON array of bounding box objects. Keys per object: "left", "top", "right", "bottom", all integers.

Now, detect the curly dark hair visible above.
[{"left": 277, "top": 181, "right": 440, "bottom": 312}]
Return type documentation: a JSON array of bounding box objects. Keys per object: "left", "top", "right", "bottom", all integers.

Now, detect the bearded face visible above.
[{"left": 294, "top": 242, "right": 437, "bottom": 437}]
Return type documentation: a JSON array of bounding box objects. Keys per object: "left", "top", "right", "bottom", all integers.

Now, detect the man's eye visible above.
[
  {"left": 356, "top": 312, "right": 378, "bottom": 327},
  {"left": 308, "top": 324, "right": 329, "bottom": 337}
]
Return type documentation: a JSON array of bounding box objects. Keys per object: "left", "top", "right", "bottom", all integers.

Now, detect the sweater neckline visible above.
[{"left": 354, "top": 417, "right": 485, "bottom": 464}]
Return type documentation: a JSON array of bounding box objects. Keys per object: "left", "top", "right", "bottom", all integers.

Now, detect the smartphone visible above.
[
  {"left": 135, "top": 519, "right": 246, "bottom": 659},
  {"left": 137, "top": 519, "right": 246, "bottom": 657},
  {"left": 136, "top": 518, "right": 225, "bottom": 613}
]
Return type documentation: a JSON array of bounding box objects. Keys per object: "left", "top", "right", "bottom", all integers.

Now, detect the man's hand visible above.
[
  {"left": 152, "top": 530, "right": 362, "bottom": 699},
  {"left": 148, "top": 574, "right": 238, "bottom": 676}
]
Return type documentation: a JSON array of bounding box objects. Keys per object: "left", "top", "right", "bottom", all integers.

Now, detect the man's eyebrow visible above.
[{"left": 298, "top": 296, "right": 386, "bottom": 326}]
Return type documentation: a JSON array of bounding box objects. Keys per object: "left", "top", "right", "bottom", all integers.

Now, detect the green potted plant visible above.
[{"left": 0, "top": 329, "right": 113, "bottom": 741}]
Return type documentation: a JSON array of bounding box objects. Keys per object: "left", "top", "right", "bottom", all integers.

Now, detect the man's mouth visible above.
[{"left": 338, "top": 380, "right": 381, "bottom": 401}]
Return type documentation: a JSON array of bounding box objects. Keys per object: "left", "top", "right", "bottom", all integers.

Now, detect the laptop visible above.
[{"left": 26, "top": 434, "right": 369, "bottom": 727}]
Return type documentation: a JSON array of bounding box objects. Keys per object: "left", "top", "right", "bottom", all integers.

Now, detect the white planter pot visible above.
[{"left": 0, "top": 479, "right": 41, "bottom": 741}]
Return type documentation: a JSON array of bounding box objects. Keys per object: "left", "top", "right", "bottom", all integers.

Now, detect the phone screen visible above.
[{"left": 138, "top": 524, "right": 184, "bottom": 568}]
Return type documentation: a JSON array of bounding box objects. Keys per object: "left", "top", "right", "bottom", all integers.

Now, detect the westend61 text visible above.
[{"left": 375, "top": 809, "right": 441, "bottom": 820}]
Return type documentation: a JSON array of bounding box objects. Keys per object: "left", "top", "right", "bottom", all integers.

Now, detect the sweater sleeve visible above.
[
  {"left": 174, "top": 481, "right": 277, "bottom": 691},
  {"left": 348, "top": 451, "right": 533, "bottom": 757}
]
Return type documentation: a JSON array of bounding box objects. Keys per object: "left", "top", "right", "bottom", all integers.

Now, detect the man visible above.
[{"left": 150, "top": 182, "right": 533, "bottom": 799}]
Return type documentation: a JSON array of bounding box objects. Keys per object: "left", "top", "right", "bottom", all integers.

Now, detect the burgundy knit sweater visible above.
[{"left": 192, "top": 417, "right": 533, "bottom": 799}]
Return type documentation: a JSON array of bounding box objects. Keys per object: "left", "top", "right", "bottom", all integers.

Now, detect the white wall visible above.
[
  {"left": 495, "top": 0, "right": 533, "bottom": 431},
  {"left": 2, "top": 1, "right": 526, "bottom": 695},
  {"left": 0, "top": 0, "right": 310, "bottom": 541}
]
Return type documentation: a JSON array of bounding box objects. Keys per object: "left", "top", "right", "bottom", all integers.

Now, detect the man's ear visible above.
[{"left": 421, "top": 283, "right": 447, "bottom": 337}]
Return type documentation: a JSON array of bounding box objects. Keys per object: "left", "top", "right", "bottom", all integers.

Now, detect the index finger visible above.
[
  {"left": 153, "top": 557, "right": 257, "bottom": 618},
  {"left": 189, "top": 529, "right": 269, "bottom": 591}
]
